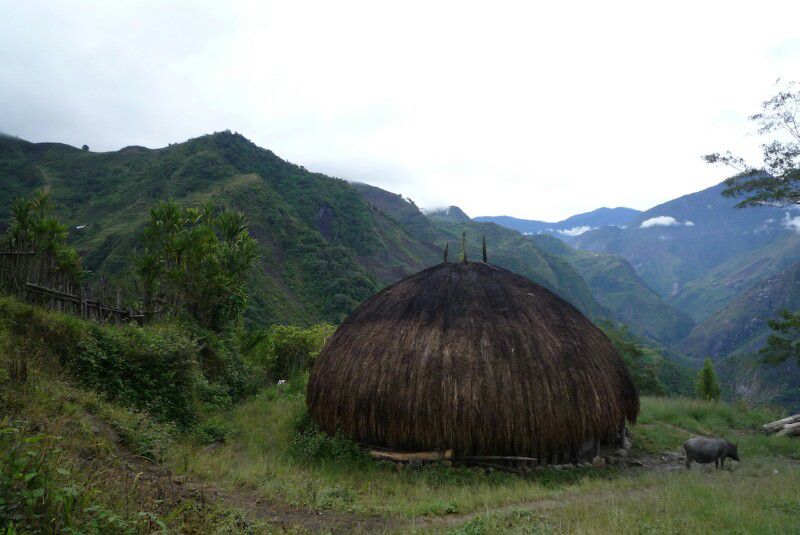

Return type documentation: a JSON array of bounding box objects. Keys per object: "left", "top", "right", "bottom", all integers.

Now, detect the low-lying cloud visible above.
[
  {"left": 640, "top": 216, "right": 695, "bottom": 229},
  {"left": 782, "top": 212, "right": 800, "bottom": 231},
  {"left": 557, "top": 226, "right": 595, "bottom": 237}
]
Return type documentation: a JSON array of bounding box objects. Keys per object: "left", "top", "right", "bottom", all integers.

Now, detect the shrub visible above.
[
  {"left": 0, "top": 296, "right": 263, "bottom": 428},
  {"left": 246, "top": 324, "right": 335, "bottom": 380},
  {"left": 72, "top": 324, "right": 198, "bottom": 426},
  {"left": 289, "top": 406, "right": 365, "bottom": 464},
  {"left": 0, "top": 430, "right": 163, "bottom": 534},
  {"left": 696, "top": 358, "right": 722, "bottom": 402}
]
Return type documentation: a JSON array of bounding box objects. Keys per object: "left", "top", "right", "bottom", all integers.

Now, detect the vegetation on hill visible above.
[
  {"left": 532, "top": 234, "right": 694, "bottom": 345},
  {"left": 572, "top": 182, "right": 793, "bottom": 305},
  {"left": 1, "top": 133, "right": 617, "bottom": 328},
  {"left": 0, "top": 189, "right": 83, "bottom": 281},
  {"left": 134, "top": 199, "right": 259, "bottom": 331},
  {"left": 0, "top": 132, "right": 389, "bottom": 326},
  {"left": 599, "top": 321, "right": 694, "bottom": 398},
  {"left": 354, "top": 183, "right": 607, "bottom": 319}
]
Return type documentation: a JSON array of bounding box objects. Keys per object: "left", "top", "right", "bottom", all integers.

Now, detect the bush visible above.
[
  {"left": 246, "top": 324, "right": 335, "bottom": 380},
  {"left": 73, "top": 324, "right": 198, "bottom": 426},
  {"left": 289, "top": 406, "right": 365, "bottom": 464},
  {"left": 696, "top": 358, "right": 722, "bottom": 402},
  {"left": 0, "top": 296, "right": 263, "bottom": 428},
  {"left": 0, "top": 429, "right": 163, "bottom": 534},
  {"left": 192, "top": 419, "right": 231, "bottom": 446}
]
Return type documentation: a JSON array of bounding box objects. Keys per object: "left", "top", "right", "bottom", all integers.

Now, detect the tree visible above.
[
  {"left": 1, "top": 189, "right": 83, "bottom": 281},
  {"left": 82, "top": 144, "right": 89, "bottom": 151},
  {"left": 135, "top": 200, "right": 260, "bottom": 331},
  {"left": 759, "top": 308, "right": 800, "bottom": 365},
  {"left": 704, "top": 80, "right": 800, "bottom": 207},
  {"left": 696, "top": 358, "right": 721, "bottom": 401}
]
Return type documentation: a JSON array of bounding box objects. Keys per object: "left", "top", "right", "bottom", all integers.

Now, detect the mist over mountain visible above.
[
  {"left": 425, "top": 205, "right": 472, "bottom": 222},
  {"left": 475, "top": 207, "right": 641, "bottom": 239}
]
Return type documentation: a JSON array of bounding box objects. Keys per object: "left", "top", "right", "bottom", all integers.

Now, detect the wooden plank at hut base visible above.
[
  {"left": 368, "top": 449, "right": 453, "bottom": 462},
  {"left": 763, "top": 414, "right": 800, "bottom": 434},
  {"left": 452, "top": 455, "right": 537, "bottom": 462}
]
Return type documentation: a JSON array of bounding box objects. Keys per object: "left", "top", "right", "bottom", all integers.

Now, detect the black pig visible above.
[{"left": 684, "top": 437, "right": 739, "bottom": 469}]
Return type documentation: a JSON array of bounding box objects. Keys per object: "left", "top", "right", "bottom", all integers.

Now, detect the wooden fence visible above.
[{"left": 0, "top": 251, "right": 144, "bottom": 325}]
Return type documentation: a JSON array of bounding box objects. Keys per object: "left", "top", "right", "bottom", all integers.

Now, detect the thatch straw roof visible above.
[{"left": 308, "top": 261, "right": 639, "bottom": 457}]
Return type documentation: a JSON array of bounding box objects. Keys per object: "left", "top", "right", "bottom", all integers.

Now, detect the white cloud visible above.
[
  {"left": 640, "top": 216, "right": 696, "bottom": 228},
  {"left": 782, "top": 212, "right": 800, "bottom": 231},
  {"left": 640, "top": 216, "right": 680, "bottom": 228},
  {"left": 2, "top": 2, "right": 800, "bottom": 220},
  {"left": 557, "top": 226, "right": 595, "bottom": 236}
]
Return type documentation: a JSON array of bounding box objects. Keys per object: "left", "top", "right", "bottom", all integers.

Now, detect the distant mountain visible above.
[
  {"left": 676, "top": 260, "right": 800, "bottom": 359},
  {"left": 354, "top": 185, "right": 606, "bottom": 319},
  {"left": 474, "top": 207, "right": 641, "bottom": 238},
  {"left": 671, "top": 232, "right": 800, "bottom": 322},
  {"left": 572, "top": 183, "right": 797, "bottom": 310},
  {"left": 531, "top": 234, "right": 694, "bottom": 345}
]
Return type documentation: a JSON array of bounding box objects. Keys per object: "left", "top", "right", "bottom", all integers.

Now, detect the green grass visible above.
[
  {"left": 168, "top": 383, "right": 584, "bottom": 517},
  {"left": 634, "top": 397, "right": 799, "bottom": 458},
  {"left": 166, "top": 385, "right": 800, "bottom": 527},
  {"left": 5, "top": 300, "right": 800, "bottom": 532},
  {"left": 431, "top": 462, "right": 800, "bottom": 534}
]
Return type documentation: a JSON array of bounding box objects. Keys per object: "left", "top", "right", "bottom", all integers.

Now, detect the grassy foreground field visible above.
[
  {"left": 166, "top": 385, "right": 800, "bottom": 534},
  {"left": 2, "top": 303, "right": 799, "bottom": 534}
]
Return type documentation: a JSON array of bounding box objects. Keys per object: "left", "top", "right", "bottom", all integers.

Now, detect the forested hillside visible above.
[
  {"left": 530, "top": 234, "right": 694, "bottom": 345},
  {"left": 0, "top": 132, "right": 606, "bottom": 326}
]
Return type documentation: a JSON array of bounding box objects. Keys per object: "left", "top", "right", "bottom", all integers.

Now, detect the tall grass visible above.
[{"left": 634, "top": 397, "right": 799, "bottom": 458}]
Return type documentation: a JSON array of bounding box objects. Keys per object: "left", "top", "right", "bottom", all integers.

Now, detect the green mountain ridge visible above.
[
  {"left": 0, "top": 132, "right": 605, "bottom": 326},
  {"left": 677, "top": 260, "right": 800, "bottom": 359},
  {"left": 530, "top": 234, "right": 695, "bottom": 345},
  {"left": 353, "top": 182, "right": 607, "bottom": 319},
  {"left": 572, "top": 183, "right": 795, "bottom": 307}
]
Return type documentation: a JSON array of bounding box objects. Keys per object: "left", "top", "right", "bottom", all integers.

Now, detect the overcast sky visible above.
[{"left": 2, "top": 1, "right": 800, "bottom": 221}]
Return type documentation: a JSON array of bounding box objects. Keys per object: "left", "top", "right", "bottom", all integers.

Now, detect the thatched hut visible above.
[{"left": 307, "top": 261, "right": 639, "bottom": 465}]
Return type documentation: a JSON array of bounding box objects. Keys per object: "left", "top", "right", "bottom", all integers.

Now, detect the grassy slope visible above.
[{"left": 531, "top": 234, "right": 695, "bottom": 345}]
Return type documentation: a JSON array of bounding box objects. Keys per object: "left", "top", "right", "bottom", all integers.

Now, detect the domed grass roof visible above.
[{"left": 307, "top": 261, "right": 639, "bottom": 456}]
